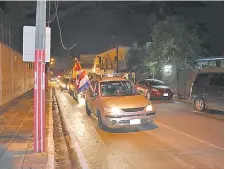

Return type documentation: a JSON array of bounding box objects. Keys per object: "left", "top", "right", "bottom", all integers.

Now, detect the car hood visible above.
[{"left": 101, "top": 95, "right": 151, "bottom": 109}]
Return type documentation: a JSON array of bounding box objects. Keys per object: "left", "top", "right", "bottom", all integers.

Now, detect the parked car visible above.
[
  {"left": 136, "top": 79, "right": 173, "bottom": 100},
  {"left": 85, "top": 76, "right": 156, "bottom": 129},
  {"left": 190, "top": 72, "right": 224, "bottom": 111}
]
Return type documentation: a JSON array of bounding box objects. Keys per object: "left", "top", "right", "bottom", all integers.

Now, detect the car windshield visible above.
[
  {"left": 148, "top": 80, "right": 165, "bottom": 86},
  {"left": 100, "top": 81, "right": 140, "bottom": 97}
]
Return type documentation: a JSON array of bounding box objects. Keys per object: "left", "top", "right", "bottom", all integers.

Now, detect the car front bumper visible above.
[
  {"left": 103, "top": 112, "right": 156, "bottom": 128},
  {"left": 151, "top": 93, "right": 173, "bottom": 100}
]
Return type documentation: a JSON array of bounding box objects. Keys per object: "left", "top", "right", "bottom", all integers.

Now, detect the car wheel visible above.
[
  {"left": 85, "top": 102, "right": 91, "bottom": 116},
  {"left": 195, "top": 98, "right": 205, "bottom": 111},
  {"left": 97, "top": 110, "right": 104, "bottom": 128},
  {"left": 146, "top": 91, "right": 151, "bottom": 100}
]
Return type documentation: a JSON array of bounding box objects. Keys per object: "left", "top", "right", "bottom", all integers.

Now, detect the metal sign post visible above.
[{"left": 34, "top": 0, "right": 46, "bottom": 153}]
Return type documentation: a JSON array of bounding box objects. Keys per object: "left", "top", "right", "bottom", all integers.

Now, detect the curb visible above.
[
  {"left": 174, "top": 98, "right": 223, "bottom": 120},
  {"left": 173, "top": 99, "right": 192, "bottom": 104},
  {"left": 192, "top": 110, "right": 224, "bottom": 121},
  {"left": 52, "top": 89, "right": 74, "bottom": 169},
  {"left": 53, "top": 88, "right": 85, "bottom": 169},
  {"left": 47, "top": 88, "right": 55, "bottom": 169}
]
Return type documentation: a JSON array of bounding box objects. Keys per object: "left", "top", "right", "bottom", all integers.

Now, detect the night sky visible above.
[{"left": 1, "top": 1, "right": 224, "bottom": 69}]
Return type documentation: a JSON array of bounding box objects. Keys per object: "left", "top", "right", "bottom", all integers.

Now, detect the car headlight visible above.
[
  {"left": 105, "top": 106, "right": 122, "bottom": 114},
  {"left": 146, "top": 105, "right": 153, "bottom": 112},
  {"left": 111, "top": 107, "right": 122, "bottom": 114}
]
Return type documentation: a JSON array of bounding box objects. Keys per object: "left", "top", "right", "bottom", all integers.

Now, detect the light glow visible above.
[
  {"left": 164, "top": 65, "right": 172, "bottom": 69},
  {"left": 146, "top": 105, "right": 153, "bottom": 112},
  {"left": 111, "top": 107, "right": 121, "bottom": 114}
]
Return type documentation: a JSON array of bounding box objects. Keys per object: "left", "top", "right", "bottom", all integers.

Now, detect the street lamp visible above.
[
  {"left": 164, "top": 65, "right": 172, "bottom": 73},
  {"left": 112, "top": 36, "right": 119, "bottom": 74},
  {"left": 51, "top": 58, "right": 54, "bottom": 62}
]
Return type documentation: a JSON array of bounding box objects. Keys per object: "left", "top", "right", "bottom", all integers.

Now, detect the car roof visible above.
[{"left": 141, "top": 79, "right": 164, "bottom": 83}]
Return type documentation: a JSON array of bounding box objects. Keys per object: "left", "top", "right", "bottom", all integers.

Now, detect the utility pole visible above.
[
  {"left": 116, "top": 44, "right": 119, "bottom": 74},
  {"left": 45, "top": 62, "right": 49, "bottom": 92},
  {"left": 34, "top": 0, "right": 46, "bottom": 153},
  {"left": 112, "top": 36, "right": 119, "bottom": 74}
]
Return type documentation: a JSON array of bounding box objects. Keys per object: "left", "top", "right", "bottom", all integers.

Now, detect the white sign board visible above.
[{"left": 23, "top": 26, "right": 51, "bottom": 62}]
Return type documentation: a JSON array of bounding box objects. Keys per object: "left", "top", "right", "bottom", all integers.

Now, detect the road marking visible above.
[
  {"left": 156, "top": 121, "right": 224, "bottom": 151},
  {"left": 55, "top": 89, "right": 90, "bottom": 169}
]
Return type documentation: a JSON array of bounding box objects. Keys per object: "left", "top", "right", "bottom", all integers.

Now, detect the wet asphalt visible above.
[{"left": 54, "top": 87, "right": 224, "bottom": 169}]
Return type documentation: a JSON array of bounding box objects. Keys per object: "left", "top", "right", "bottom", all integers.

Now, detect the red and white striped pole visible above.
[{"left": 34, "top": 0, "right": 46, "bottom": 153}]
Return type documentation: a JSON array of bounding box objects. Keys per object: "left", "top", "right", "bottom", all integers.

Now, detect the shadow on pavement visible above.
[
  {"left": 101, "top": 123, "right": 158, "bottom": 133},
  {"left": 207, "top": 110, "right": 224, "bottom": 117},
  {"left": 0, "top": 133, "right": 32, "bottom": 141},
  {"left": 151, "top": 99, "right": 175, "bottom": 105}
]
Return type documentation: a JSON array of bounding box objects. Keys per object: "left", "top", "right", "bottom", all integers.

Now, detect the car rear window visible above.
[
  {"left": 209, "top": 73, "right": 224, "bottom": 87},
  {"left": 148, "top": 80, "right": 164, "bottom": 86}
]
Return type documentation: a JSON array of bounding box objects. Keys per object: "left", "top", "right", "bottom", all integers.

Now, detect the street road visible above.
[{"left": 56, "top": 88, "right": 224, "bottom": 169}]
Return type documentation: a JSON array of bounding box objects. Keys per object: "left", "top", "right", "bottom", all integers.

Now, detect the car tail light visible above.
[
  {"left": 151, "top": 88, "right": 159, "bottom": 92},
  {"left": 151, "top": 88, "right": 161, "bottom": 96}
]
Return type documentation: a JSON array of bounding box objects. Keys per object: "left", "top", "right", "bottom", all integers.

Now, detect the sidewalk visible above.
[
  {"left": 173, "top": 95, "right": 224, "bottom": 120},
  {"left": 173, "top": 95, "right": 192, "bottom": 104},
  {"left": 0, "top": 88, "right": 54, "bottom": 169}
]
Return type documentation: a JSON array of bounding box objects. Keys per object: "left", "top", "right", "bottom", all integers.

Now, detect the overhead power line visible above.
[
  {"left": 47, "top": 1, "right": 58, "bottom": 25},
  {"left": 55, "top": 1, "right": 77, "bottom": 50}
]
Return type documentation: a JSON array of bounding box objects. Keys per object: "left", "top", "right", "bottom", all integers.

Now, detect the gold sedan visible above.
[{"left": 85, "top": 76, "right": 156, "bottom": 129}]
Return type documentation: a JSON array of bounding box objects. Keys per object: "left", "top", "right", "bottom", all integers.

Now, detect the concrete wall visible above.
[{"left": 0, "top": 43, "right": 34, "bottom": 106}]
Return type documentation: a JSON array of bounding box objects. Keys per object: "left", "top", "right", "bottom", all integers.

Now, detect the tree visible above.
[
  {"left": 126, "top": 43, "right": 145, "bottom": 71},
  {"left": 145, "top": 15, "right": 206, "bottom": 69}
]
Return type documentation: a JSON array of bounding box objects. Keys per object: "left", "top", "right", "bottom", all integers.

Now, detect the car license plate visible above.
[
  {"left": 130, "top": 119, "right": 141, "bottom": 125},
  {"left": 163, "top": 93, "right": 168, "bottom": 96}
]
